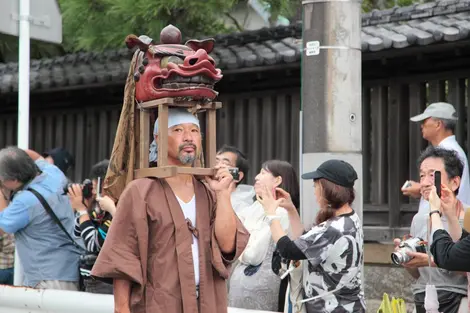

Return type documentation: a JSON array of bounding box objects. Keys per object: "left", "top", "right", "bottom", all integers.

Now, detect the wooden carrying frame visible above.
[{"left": 134, "top": 97, "right": 221, "bottom": 178}]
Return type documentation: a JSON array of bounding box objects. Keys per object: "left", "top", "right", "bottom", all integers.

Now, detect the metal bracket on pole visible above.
[
  {"left": 305, "top": 41, "right": 350, "bottom": 56},
  {"left": 11, "top": 13, "right": 51, "bottom": 27}
]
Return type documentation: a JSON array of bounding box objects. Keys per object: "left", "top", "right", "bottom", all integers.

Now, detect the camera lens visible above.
[{"left": 391, "top": 252, "right": 403, "bottom": 265}]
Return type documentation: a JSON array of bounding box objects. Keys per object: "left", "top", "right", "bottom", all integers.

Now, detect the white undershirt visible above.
[{"left": 176, "top": 195, "right": 199, "bottom": 286}]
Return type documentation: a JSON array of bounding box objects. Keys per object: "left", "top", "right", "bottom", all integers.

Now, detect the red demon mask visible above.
[{"left": 126, "top": 24, "right": 223, "bottom": 102}]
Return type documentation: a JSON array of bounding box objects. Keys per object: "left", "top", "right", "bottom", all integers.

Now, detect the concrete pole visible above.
[
  {"left": 300, "top": 0, "right": 362, "bottom": 225},
  {"left": 14, "top": 0, "right": 31, "bottom": 286}
]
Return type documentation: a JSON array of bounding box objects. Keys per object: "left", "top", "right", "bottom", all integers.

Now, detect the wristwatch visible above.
[
  {"left": 77, "top": 210, "right": 89, "bottom": 217},
  {"left": 265, "top": 215, "right": 281, "bottom": 225}
]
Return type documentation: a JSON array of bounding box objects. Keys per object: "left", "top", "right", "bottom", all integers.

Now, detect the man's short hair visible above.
[
  {"left": 0, "top": 146, "right": 39, "bottom": 185},
  {"left": 418, "top": 146, "right": 463, "bottom": 194},
  {"left": 436, "top": 118, "right": 457, "bottom": 133},
  {"left": 89, "top": 159, "right": 110, "bottom": 181},
  {"left": 217, "top": 145, "right": 249, "bottom": 184}
]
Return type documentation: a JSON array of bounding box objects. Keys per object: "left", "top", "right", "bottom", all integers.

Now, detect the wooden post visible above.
[
  {"left": 139, "top": 109, "right": 150, "bottom": 168},
  {"left": 157, "top": 104, "right": 169, "bottom": 166},
  {"left": 205, "top": 109, "right": 217, "bottom": 168}
]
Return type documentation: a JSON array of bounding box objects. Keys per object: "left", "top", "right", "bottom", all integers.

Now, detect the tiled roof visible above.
[
  {"left": 361, "top": 0, "right": 470, "bottom": 51},
  {"left": 0, "top": 0, "right": 470, "bottom": 93}
]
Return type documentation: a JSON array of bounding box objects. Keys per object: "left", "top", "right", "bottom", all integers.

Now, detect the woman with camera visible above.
[
  {"left": 68, "top": 160, "right": 116, "bottom": 294},
  {"left": 228, "top": 160, "right": 299, "bottom": 312},
  {"left": 258, "top": 159, "right": 365, "bottom": 313}
]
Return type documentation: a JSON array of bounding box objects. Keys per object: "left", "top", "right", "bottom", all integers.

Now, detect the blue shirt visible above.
[{"left": 0, "top": 159, "right": 84, "bottom": 287}]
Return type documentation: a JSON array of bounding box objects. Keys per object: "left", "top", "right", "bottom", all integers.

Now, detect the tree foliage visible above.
[{"left": 58, "top": 0, "right": 299, "bottom": 52}]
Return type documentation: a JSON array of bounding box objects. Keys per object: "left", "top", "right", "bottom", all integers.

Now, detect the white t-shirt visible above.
[
  {"left": 418, "top": 135, "right": 470, "bottom": 213},
  {"left": 176, "top": 195, "right": 199, "bottom": 286}
]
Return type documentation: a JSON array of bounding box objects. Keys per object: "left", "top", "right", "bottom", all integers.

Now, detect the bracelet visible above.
[
  {"left": 265, "top": 215, "right": 281, "bottom": 225},
  {"left": 429, "top": 210, "right": 442, "bottom": 217}
]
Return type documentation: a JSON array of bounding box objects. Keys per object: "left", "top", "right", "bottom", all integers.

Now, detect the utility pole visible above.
[
  {"left": 0, "top": 0, "right": 62, "bottom": 286},
  {"left": 14, "top": 0, "right": 30, "bottom": 286},
  {"left": 300, "top": 0, "right": 363, "bottom": 224}
]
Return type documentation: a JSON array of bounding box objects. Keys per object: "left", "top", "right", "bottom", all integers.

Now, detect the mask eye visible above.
[{"left": 160, "top": 56, "right": 184, "bottom": 68}]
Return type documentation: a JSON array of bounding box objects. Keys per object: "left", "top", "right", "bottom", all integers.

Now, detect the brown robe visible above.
[{"left": 91, "top": 177, "right": 249, "bottom": 313}]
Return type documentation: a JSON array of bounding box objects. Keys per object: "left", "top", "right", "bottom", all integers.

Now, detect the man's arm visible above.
[
  {"left": 0, "top": 190, "right": 8, "bottom": 212},
  {"left": 114, "top": 279, "right": 131, "bottom": 313},
  {"left": 0, "top": 196, "right": 30, "bottom": 234},
  {"left": 214, "top": 190, "right": 237, "bottom": 254},
  {"left": 0, "top": 195, "right": 8, "bottom": 235},
  {"left": 24, "top": 149, "right": 43, "bottom": 161}
]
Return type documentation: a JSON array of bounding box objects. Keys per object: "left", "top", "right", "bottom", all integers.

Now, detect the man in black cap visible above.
[{"left": 43, "top": 148, "right": 75, "bottom": 176}]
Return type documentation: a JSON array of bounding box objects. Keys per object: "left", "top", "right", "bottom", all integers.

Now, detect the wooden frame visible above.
[{"left": 134, "top": 97, "right": 222, "bottom": 179}]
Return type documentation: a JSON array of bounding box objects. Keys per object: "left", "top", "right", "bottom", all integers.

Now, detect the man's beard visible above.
[{"left": 178, "top": 143, "right": 198, "bottom": 165}]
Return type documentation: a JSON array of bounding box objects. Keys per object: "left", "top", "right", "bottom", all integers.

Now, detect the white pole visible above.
[{"left": 14, "top": 0, "right": 31, "bottom": 286}]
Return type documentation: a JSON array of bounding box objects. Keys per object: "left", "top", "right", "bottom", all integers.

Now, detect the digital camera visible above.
[
  {"left": 391, "top": 237, "right": 427, "bottom": 265},
  {"left": 228, "top": 167, "right": 240, "bottom": 181},
  {"left": 63, "top": 179, "right": 94, "bottom": 199}
]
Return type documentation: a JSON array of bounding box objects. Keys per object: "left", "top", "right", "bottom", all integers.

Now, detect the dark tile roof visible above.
[{"left": 1, "top": 0, "right": 470, "bottom": 93}]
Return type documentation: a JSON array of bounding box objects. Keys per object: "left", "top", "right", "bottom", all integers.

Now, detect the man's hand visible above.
[
  {"left": 402, "top": 252, "right": 434, "bottom": 268},
  {"left": 68, "top": 184, "right": 87, "bottom": 212},
  {"left": 393, "top": 238, "right": 402, "bottom": 251},
  {"left": 205, "top": 167, "right": 234, "bottom": 193},
  {"left": 401, "top": 180, "right": 421, "bottom": 198},
  {"left": 394, "top": 238, "right": 432, "bottom": 268},
  {"left": 428, "top": 185, "right": 441, "bottom": 212}
]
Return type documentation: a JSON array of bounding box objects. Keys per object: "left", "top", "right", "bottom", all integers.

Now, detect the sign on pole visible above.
[
  {"left": 0, "top": 0, "right": 62, "bottom": 286},
  {"left": 0, "top": 0, "right": 62, "bottom": 44}
]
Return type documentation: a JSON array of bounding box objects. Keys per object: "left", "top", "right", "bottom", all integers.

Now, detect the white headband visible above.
[{"left": 149, "top": 108, "right": 200, "bottom": 163}]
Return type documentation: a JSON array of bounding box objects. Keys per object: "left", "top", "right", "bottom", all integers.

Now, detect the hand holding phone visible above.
[{"left": 401, "top": 180, "right": 412, "bottom": 190}]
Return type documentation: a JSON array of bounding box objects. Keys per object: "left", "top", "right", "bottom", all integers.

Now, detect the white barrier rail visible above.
[{"left": 0, "top": 285, "right": 277, "bottom": 313}]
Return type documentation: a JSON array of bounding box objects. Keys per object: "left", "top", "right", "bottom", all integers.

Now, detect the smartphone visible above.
[
  {"left": 96, "top": 177, "right": 102, "bottom": 199},
  {"left": 272, "top": 188, "right": 277, "bottom": 200},
  {"left": 401, "top": 180, "right": 412, "bottom": 190},
  {"left": 95, "top": 177, "right": 102, "bottom": 214},
  {"left": 434, "top": 171, "right": 441, "bottom": 198}
]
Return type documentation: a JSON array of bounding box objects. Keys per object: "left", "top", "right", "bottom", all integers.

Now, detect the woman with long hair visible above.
[
  {"left": 228, "top": 160, "right": 299, "bottom": 312},
  {"left": 258, "top": 159, "right": 365, "bottom": 313}
]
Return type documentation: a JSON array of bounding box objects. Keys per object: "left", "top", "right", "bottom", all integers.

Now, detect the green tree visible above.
[{"left": 58, "top": 0, "right": 299, "bottom": 52}]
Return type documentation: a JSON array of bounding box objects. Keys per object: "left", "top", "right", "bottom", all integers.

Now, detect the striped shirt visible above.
[{"left": 74, "top": 206, "right": 112, "bottom": 276}]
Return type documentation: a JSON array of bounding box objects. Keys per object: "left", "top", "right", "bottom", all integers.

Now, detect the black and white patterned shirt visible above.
[{"left": 294, "top": 211, "right": 365, "bottom": 313}]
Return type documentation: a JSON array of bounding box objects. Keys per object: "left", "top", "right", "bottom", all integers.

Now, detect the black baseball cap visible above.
[
  {"left": 301, "top": 159, "right": 358, "bottom": 188},
  {"left": 43, "top": 148, "right": 75, "bottom": 174}
]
